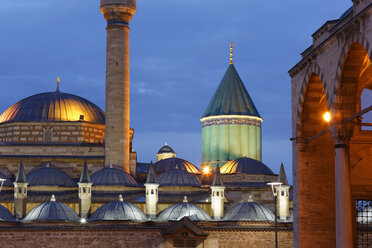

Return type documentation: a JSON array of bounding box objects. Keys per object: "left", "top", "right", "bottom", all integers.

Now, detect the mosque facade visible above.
[{"left": 0, "top": 0, "right": 294, "bottom": 247}]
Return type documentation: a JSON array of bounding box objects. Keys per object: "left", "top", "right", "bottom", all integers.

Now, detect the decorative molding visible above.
[{"left": 201, "top": 118, "right": 262, "bottom": 127}]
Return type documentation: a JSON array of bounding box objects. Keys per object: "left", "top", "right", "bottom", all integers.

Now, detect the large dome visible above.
[
  {"left": 27, "top": 165, "right": 76, "bottom": 187},
  {"left": 154, "top": 158, "right": 200, "bottom": 174},
  {"left": 223, "top": 201, "right": 274, "bottom": 221},
  {"left": 23, "top": 196, "right": 80, "bottom": 222},
  {"left": 220, "top": 157, "right": 274, "bottom": 175},
  {"left": 91, "top": 167, "right": 137, "bottom": 186},
  {"left": 0, "top": 91, "right": 105, "bottom": 124},
  {"left": 89, "top": 197, "right": 148, "bottom": 222},
  {"left": 157, "top": 199, "right": 212, "bottom": 222}
]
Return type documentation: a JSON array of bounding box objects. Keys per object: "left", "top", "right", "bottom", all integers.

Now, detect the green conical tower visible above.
[{"left": 201, "top": 44, "right": 263, "bottom": 169}]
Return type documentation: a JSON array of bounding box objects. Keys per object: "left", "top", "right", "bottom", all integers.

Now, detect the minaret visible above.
[
  {"left": 211, "top": 165, "right": 225, "bottom": 220},
  {"left": 201, "top": 43, "right": 263, "bottom": 169},
  {"left": 144, "top": 162, "right": 159, "bottom": 218},
  {"left": 100, "top": 0, "right": 136, "bottom": 173},
  {"left": 276, "top": 163, "right": 290, "bottom": 220},
  {"left": 13, "top": 161, "right": 28, "bottom": 219},
  {"left": 78, "top": 161, "right": 93, "bottom": 218}
]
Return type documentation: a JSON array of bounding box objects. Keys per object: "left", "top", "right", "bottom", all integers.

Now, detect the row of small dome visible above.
[
  {"left": 0, "top": 162, "right": 202, "bottom": 187},
  {"left": 0, "top": 156, "right": 274, "bottom": 188},
  {"left": 0, "top": 195, "right": 276, "bottom": 223}
]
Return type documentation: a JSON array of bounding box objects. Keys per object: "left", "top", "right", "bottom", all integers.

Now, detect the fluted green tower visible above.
[{"left": 201, "top": 46, "right": 262, "bottom": 169}]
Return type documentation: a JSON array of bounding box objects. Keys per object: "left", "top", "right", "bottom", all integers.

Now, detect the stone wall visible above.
[
  {"left": 0, "top": 122, "right": 104, "bottom": 144},
  {"left": 0, "top": 226, "right": 293, "bottom": 248}
]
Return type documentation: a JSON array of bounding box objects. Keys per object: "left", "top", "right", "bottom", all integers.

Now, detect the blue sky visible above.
[{"left": 0, "top": 0, "right": 353, "bottom": 183}]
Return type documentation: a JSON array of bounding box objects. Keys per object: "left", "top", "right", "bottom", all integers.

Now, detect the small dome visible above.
[
  {"left": 91, "top": 167, "right": 137, "bottom": 186},
  {"left": 220, "top": 157, "right": 274, "bottom": 175},
  {"left": 157, "top": 200, "right": 212, "bottom": 221},
  {"left": 89, "top": 197, "right": 147, "bottom": 222},
  {"left": 154, "top": 158, "right": 200, "bottom": 174},
  {"left": 0, "top": 172, "right": 13, "bottom": 187},
  {"left": 158, "top": 167, "right": 201, "bottom": 187},
  {"left": 27, "top": 166, "right": 76, "bottom": 187},
  {"left": 0, "top": 91, "right": 105, "bottom": 124},
  {"left": 157, "top": 144, "right": 175, "bottom": 154},
  {"left": 0, "top": 204, "right": 15, "bottom": 221},
  {"left": 223, "top": 201, "right": 274, "bottom": 221},
  {"left": 23, "top": 196, "right": 80, "bottom": 222}
]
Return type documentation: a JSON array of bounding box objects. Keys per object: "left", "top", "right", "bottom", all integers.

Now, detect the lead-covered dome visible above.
[
  {"left": 0, "top": 91, "right": 105, "bottom": 124},
  {"left": 154, "top": 158, "right": 200, "bottom": 174},
  {"left": 23, "top": 196, "right": 80, "bottom": 222},
  {"left": 157, "top": 144, "right": 175, "bottom": 154},
  {"left": 27, "top": 165, "right": 76, "bottom": 187},
  {"left": 89, "top": 196, "right": 148, "bottom": 222},
  {"left": 157, "top": 198, "right": 212, "bottom": 221},
  {"left": 91, "top": 167, "right": 137, "bottom": 186},
  {"left": 220, "top": 157, "right": 274, "bottom": 175},
  {"left": 0, "top": 204, "right": 15, "bottom": 222},
  {"left": 157, "top": 167, "right": 201, "bottom": 187},
  {"left": 223, "top": 200, "right": 274, "bottom": 221}
]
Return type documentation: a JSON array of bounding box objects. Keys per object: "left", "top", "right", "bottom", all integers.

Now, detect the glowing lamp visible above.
[
  {"left": 80, "top": 218, "right": 86, "bottom": 224},
  {"left": 323, "top": 112, "right": 331, "bottom": 123},
  {"left": 203, "top": 166, "right": 210, "bottom": 174}
]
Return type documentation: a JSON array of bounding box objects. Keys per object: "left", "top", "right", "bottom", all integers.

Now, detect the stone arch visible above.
[
  {"left": 296, "top": 68, "right": 335, "bottom": 246},
  {"left": 295, "top": 63, "right": 328, "bottom": 136},
  {"left": 332, "top": 32, "right": 372, "bottom": 116}
]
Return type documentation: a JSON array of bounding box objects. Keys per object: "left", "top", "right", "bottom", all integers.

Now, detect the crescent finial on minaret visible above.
[
  {"left": 56, "top": 77, "right": 60, "bottom": 92},
  {"left": 230, "top": 41, "right": 234, "bottom": 64}
]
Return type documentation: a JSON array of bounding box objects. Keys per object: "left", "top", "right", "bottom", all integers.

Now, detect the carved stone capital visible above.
[
  {"left": 330, "top": 123, "right": 354, "bottom": 145},
  {"left": 100, "top": 1, "right": 136, "bottom": 27}
]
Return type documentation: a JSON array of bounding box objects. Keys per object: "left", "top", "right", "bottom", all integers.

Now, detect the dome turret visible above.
[
  {"left": 220, "top": 157, "right": 274, "bottom": 175},
  {"left": 157, "top": 197, "right": 212, "bottom": 221},
  {"left": 89, "top": 195, "right": 148, "bottom": 222},
  {"left": 223, "top": 200, "right": 274, "bottom": 221},
  {"left": 27, "top": 165, "right": 76, "bottom": 187},
  {"left": 91, "top": 166, "right": 137, "bottom": 186},
  {"left": 158, "top": 167, "right": 201, "bottom": 187},
  {"left": 154, "top": 158, "right": 200, "bottom": 174},
  {"left": 23, "top": 195, "right": 80, "bottom": 222}
]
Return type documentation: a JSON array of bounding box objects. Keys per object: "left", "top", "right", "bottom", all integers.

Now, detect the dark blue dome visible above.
[
  {"left": 157, "top": 144, "right": 175, "bottom": 154},
  {"left": 89, "top": 198, "right": 147, "bottom": 222},
  {"left": 0, "top": 91, "right": 105, "bottom": 124},
  {"left": 0, "top": 204, "right": 15, "bottom": 221},
  {"left": 27, "top": 166, "right": 76, "bottom": 187},
  {"left": 91, "top": 167, "right": 137, "bottom": 186},
  {"left": 223, "top": 201, "right": 274, "bottom": 221},
  {"left": 158, "top": 167, "right": 201, "bottom": 187},
  {"left": 23, "top": 196, "right": 80, "bottom": 222},
  {"left": 0, "top": 172, "right": 13, "bottom": 187},
  {"left": 220, "top": 157, "right": 274, "bottom": 175},
  {"left": 154, "top": 158, "right": 200, "bottom": 174},
  {"left": 157, "top": 201, "right": 212, "bottom": 221}
]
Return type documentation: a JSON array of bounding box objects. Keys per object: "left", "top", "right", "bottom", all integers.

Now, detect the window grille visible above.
[{"left": 357, "top": 200, "right": 372, "bottom": 247}]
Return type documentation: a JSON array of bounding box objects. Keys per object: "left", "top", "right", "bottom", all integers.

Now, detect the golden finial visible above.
[
  {"left": 229, "top": 41, "right": 234, "bottom": 64},
  {"left": 56, "top": 77, "right": 60, "bottom": 92}
]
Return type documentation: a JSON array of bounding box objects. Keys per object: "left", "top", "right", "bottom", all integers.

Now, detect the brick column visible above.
[
  {"left": 331, "top": 123, "right": 354, "bottom": 248},
  {"left": 100, "top": 0, "right": 136, "bottom": 173}
]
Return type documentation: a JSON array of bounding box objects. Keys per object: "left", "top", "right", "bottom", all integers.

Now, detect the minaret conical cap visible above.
[
  {"left": 212, "top": 164, "right": 224, "bottom": 186},
  {"left": 15, "top": 160, "right": 27, "bottom": 183},
  {"left": 202, "top": 64, "right": 260, "bottom": 118},
  {"left": 146, "top": 161, "right": 157, "bottom": 184},
  {"left": 79, "top": 161, "right": 91, "bottom": 183},
  {"left": 278, "top": 163, "right": 288, "bottom": 185}
]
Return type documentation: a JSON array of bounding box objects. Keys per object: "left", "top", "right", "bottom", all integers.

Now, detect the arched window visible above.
[{"left": 43, "top": 130, "right": 53, "bottom": 142}]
